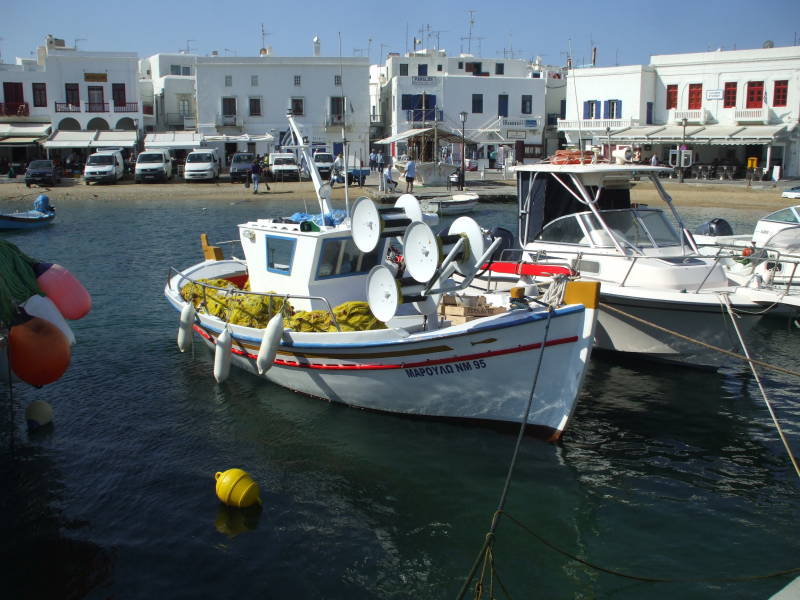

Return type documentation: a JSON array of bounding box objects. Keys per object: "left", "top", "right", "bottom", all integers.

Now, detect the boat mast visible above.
[{"left": 286, "top": 111, "right": 333, "bottom": 215}]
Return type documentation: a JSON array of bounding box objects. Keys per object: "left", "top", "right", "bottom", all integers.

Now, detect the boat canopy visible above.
[{"left": 374, "top": 125, "right": 472, "bottom": 146}]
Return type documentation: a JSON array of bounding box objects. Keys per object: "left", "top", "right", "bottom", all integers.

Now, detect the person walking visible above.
[
  {"left": 369, "top": 149, "right": 376, "bottom": 173},
  {"left": 250, "top": 159, "right": 261, "bottom": 194},
  {"left": 376, "top": 150, "right": 385, "bottom": 178},
  {"left": 404, "top": 157, "right": 416, "bottom": 193}
]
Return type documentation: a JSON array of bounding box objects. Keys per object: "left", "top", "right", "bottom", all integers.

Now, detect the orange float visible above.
[
  {"left": 9, "top": 317, "right": 71, "bottom": 387},
  {"left": 742, "top": 246, "right": 754, "bottom": 257},
  {"left": 34, "top": 262, "right": 92, "bottom": 320}
]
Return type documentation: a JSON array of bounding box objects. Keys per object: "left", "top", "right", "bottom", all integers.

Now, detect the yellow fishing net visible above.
[{"left": 181, "top": 280, "right": 384, "bottom": 332}]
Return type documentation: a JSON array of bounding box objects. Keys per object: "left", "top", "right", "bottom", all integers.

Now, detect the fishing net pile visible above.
[
  {"left": 181, "top": 279, "right": 384, "bottom": 332},
  {"left": 0, "top": 239, "right": 41, "bottom": 326}
]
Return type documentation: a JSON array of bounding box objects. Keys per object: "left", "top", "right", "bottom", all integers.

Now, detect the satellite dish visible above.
[
  {"left": 403, "top": 221, "right": 441, "bottom": 283},
  {"left": 448, "top": 216, "right": 487, "bottom": 274},
  {"left": 367, "top": 265, "right": 401, "bottom": 322},
  {"left": 763, "top": 40, "right": 775, "bottom": 48}
]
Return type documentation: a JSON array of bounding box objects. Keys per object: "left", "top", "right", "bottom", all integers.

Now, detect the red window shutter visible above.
[
  {"left": 688, "top": 84, "right": 702, "bottom": 110},
  {"left": 666, "top": 85, "right": 677, "bottom": 110},
  {"left": 746, "top": 81, "right": 763, "bottom": 109},
  {"left": 723, "top": 82, "right": 737, "bottom": 108},
  {"left": 773, "top": 80, "right": 788, "bottom": 107}
]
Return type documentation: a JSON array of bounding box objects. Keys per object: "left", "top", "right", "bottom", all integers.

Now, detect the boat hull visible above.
[
  {"left": 0, "top": 210, "right": 56, "bottom": 230},
  {"left": 165, "top": 267, "right": 596, "bottom": 439}
]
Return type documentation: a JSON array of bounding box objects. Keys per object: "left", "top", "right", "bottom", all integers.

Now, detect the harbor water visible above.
[{"left": 1, "top": 194, "right": 798, "bottom": 599}]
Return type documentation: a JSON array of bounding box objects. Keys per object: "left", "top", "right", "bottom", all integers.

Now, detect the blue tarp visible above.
[{"left": 289, "top": 209, "right": 347, "bottom": 226}]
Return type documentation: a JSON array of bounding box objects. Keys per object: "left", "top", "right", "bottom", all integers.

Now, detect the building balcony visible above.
[
  {"left": 405, "top": 108, "right": 443, "bottom": 123},
  {"left": 55, "top": 102, "right": 81, "bottom": 113},
  {"left": 113, "top": 102, "right": 139, "bottom": 113},
  {"left": 166, "top": 111, "right": 196, "bottom": 126},
  {"left": 216, "top": 114, "right": 242, "bottom": 128},
  {"left": 85, "top": 102, "right": 109, "bottom": 113},
  {"left": 734, "top": 107, "right": 769, "bottom": 124},
  {"left": 0, "top": 102, "right": 30, "bottom": 117},
  {"left": 557, "top": 118, "right": 638, "bottom": 131},
  {"left": 669, "top": 109, "right": 708, "bottom": 124},
  {"left": 370, "top": 113, "right": 383, "bottom": 124}
]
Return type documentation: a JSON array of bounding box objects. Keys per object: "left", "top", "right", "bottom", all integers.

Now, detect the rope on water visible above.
[
  {"left": 0, "top": 239, "right": 41, "bottom": 326},
  {"left": 718, "top": 294, "right": 800, "bottom": 481},
  {"left": 599, "top": 302, "right": 800, "bottom": 379},
  {"left": 456, "top": 307, "right": 555, "bottom": 600}
]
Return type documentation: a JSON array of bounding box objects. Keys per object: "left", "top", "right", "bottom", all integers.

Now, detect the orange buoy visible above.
[
  {"left": 35, "top": 263, "right": 92, "bottom": 320},
  {"left": 742, "top": 246, "right": 754, "bottom": 257},
  {"left": 9, "top": 317, "right": 71, "bottom": 387}
]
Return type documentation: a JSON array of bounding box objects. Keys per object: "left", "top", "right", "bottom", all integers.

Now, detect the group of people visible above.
[{"left": 367, "top": 150, "right": 386, "bottom": 173}]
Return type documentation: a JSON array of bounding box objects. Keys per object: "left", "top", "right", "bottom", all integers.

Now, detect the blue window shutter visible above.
[
  {"left": 583, "top": 101, "right": 590, "bottom": 119},
  {"left": 616, "top": 99, "right": 622, "bottom": 118},
  {"left": 594, "top": 101, "right": 601, "bottom": 119},
  {"left": 603, "top": 100, "right": 610, "bottom": 119},
  {"left": 646, "top": 102, "right": 653, "bottom": 124}
]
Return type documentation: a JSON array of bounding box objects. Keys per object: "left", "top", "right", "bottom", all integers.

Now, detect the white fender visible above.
[
  {"left": 21, "top": 295, "right": 76, "bottom": 346},
  {"left": 213, "top": 327, "right": 232, "bottom": 383},
  {"left": 256, "top": 312, "right": 284, "bottom": 375},
  {"left": 177, "top": 302, "right": 196, "bottom": 352}
]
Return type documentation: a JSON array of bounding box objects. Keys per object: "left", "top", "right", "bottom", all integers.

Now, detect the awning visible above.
[
  {"left": 144, "top": 132, "right": 205, "bottom": 150},
  {"left": 43, "top": 131, "right": 97, "bottom": 148},
  {"left": 204, "top": 132, "right": 274, "bottom": 143},
  {"left": 0, "top": 123, "right": 51, "bottom": 137},
  {"left": 609, "top": 123, "right": 789, "bottom": 145},
  {"left": 375, "top": 125, "right": 472, "bottom": 145},
  {"left": 91, "top": 130, "right": 138, "bottom": 147},
  {"left": 0, "top": 136, "right": 44, "bottom": 146}
]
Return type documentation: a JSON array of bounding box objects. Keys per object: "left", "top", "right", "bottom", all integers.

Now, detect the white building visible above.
[
  {"left": 194, "top": 43, "right": 369, "bottom": 161},
  {"left": 558, "top": 45, "right": 800, "bottom": 178},
  {"left": 139, "top": 53, "right": 197, "bottom": 133},
  {"left": 1, "top": 35, "right": 142, "bottom": 164},
  {"left": 372, "top": 49, "right": 563, "bottom": 168}
]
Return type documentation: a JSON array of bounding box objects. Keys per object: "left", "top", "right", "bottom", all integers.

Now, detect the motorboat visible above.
[
  {"left": 0, "top": 194, "right": 56, "bottom": 230},
  {"left": 164, "top": 114, "right": 601, "bottom": 439},
  {"left": 499, "top": 161, "right": 765, "bottom": 368},
  {"left": 693, "top": 206, "right": 800, "bottom": 316},
  {"left": 426, "top": 193, "right": 479, "bottom": 216}
]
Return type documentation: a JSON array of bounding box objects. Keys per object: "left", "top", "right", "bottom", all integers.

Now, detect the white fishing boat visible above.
[
  {"left": 493, "top": 160, "right": 765, "bottom": 368},
  {"left": 164, "top": 114, "right": 601, "bottom": 439},
  {"left": 426, "top": 193, "right": 479, "bottom": 216}
]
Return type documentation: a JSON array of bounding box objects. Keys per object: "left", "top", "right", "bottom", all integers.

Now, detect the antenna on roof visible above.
[
  {"left": 260, "top": 24, "right": 272, "bottom": 52},
  {"left": 182, "top": 39, "right": 196, "bottom": 54}
]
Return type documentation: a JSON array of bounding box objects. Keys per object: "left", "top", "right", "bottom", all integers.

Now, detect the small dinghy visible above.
[
  {"left": 427, "top": 193, "right": 479, "bottom": 216},
  {"left": 0, "top": 194, "right": 56, "bottom": 230}
]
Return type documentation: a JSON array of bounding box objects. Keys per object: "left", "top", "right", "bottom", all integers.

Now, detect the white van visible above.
[
  {"left": 184, "top": 149, "right": 220, "bottom": 182},
  {"left": 135, "top": 149, "right": 173, "bottom": 183},
  {"left": 84, "top": 150, "right": 125, "bottom": 184},
  {"left": 268, "top": 152, "right": 300, "bottom": 181},
  {"left": 312, "top": 152, "right": 334, "bottom": 180}
]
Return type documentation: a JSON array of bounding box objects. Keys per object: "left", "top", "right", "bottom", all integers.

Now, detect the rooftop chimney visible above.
[{"left": 313, "top": 36, "right": 320, "bottom": 57}]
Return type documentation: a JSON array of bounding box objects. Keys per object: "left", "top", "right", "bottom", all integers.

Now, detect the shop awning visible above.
[
  {"left": 144, "top": 132, "right": 205, "bottom": 150},
  {"left": 609, "top": 123, "right": 790, "bottom": 145},
  {"left": 374, "top": 125, "right": 472, "bottom": 145},
  {"left": 90, "top": 130, "right": 138, "bottom": 148},
  {"left": 42, "top": 131, "right": 97, "bottom": 148},
  {"left": 0, "top": 123, "right": 51, "bottom": 137},
  {"left": 0, "top": 136, "right": 46, "bottom": 146}
]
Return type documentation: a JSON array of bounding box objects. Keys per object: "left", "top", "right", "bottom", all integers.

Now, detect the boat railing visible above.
[
  {"left": 167, "top": 267, "right": 343, "bottom": 332},
  {"left": 701, "top": 243, "right": 800, "bottom": 292}
]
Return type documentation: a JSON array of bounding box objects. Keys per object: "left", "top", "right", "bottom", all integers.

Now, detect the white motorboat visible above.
[
  {"left": 164, "top": 114, "right": 601, "bottom": 439},
  {"left": 426, "top": 193, "right": 479, "bottom": 216},
  {"left": 502, "top": 162, "right": 765, "bottom": 368}
]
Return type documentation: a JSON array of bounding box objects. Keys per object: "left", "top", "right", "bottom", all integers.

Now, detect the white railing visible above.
[
  {"left": 557, "top": 118, "right": 637, "bottom": 130},
  {"left": 670, "top": 109, "right": 707, "bottom": 124},
  {"left": 734, "top": 107, "right": 768, "bottom": 124}
]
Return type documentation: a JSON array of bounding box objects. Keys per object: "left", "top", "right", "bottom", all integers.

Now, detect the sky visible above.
[{"left": 3, "top": 0, "right": 800, "bottom": 67}]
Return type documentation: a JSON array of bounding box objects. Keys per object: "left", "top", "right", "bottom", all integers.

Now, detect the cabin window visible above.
[
  {"left": 265, "top": 235, "right": 296, "bottom": 275},
  {"left": 316, "top": 238, "right": 382, "bottom": 279},
  {"left": 538, "top": 216, "right": 585, "bottom": 245}
]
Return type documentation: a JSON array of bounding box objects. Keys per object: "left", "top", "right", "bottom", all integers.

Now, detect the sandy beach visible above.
[{"left": 0, "top": 173, "right": 795, "bottom": 212}]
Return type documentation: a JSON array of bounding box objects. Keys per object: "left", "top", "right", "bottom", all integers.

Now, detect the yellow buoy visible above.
[
  {"left": 25, "top": 400, "right": 53, "bottom": 430},
  {"left": 215, "top": 468, "right": 261, "bottom": 508}
]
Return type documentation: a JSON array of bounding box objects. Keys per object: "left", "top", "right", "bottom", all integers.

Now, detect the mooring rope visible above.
[
  {"left": 456, "top": 307, "right": 555, "bottom": 600},
  {"left": 599, "top": 302, "right": 800, "bottom": 379},
  {"left": 717, "top": 294, "right": 800, "bottom": 480}
]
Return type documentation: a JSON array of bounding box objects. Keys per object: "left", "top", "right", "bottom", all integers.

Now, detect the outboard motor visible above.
[{"left": 694, "top": 218, "right": 733, "bottom": 237}]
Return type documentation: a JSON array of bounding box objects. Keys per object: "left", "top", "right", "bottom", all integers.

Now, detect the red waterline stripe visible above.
[{"left": 192, "top": 324, "right": 578, "bottom": 371}]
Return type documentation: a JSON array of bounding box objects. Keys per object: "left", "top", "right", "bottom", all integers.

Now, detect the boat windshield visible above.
[
  {"left": 28, "top": 160, "right": 52, "bottom": 169},
  {"left": 137, "top": 153, "right": 164, "bottom": 163},
  {"left": 539, "top": 208, "right": 682, "bottom": 249},
  {"left": 87, "top": 155, "right": 114, "bottom": 165}
]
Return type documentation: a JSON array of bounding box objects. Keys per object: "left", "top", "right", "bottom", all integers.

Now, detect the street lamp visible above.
[
  {"left": 679, "top": 117, "right": 687, "bottom": 183},
  {"left": 459, "top": 111, "right": 468, "bottom": 191}
]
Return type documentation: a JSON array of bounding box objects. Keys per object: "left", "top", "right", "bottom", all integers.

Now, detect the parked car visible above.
[
  {"left": 24, "top": 160, "right": 61, "bottom": 187},
  {"left": 229, "top": 152, "right": 255, "bottom": 183},
  {"left": 184, "top": 149, "right": 221, "bottom": 182},
  {"left": 312, "top": 152, "right": 334, "bottom": 179},
  {"left": 781, "top": 186, "right": 800, "bottom": 199},
  {"left": 84, "top": 150, "right": 125, "bottom": 184},
  {"left": 135, "top": 149, "right": 173, "bottom": 182},
  {"left": 268, "top": 152, "right": 300, "bottom": 181}
]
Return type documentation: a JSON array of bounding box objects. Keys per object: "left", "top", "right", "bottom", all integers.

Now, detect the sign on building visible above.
[
  {"left": 84, "top": 73, "right": 108, "bottom": 82},
  {"left": 706, "top": 89, "right": 723, "bottom": 100},
  {"left": 411, "top": 76, "right": 436, "bottom": 85}
]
